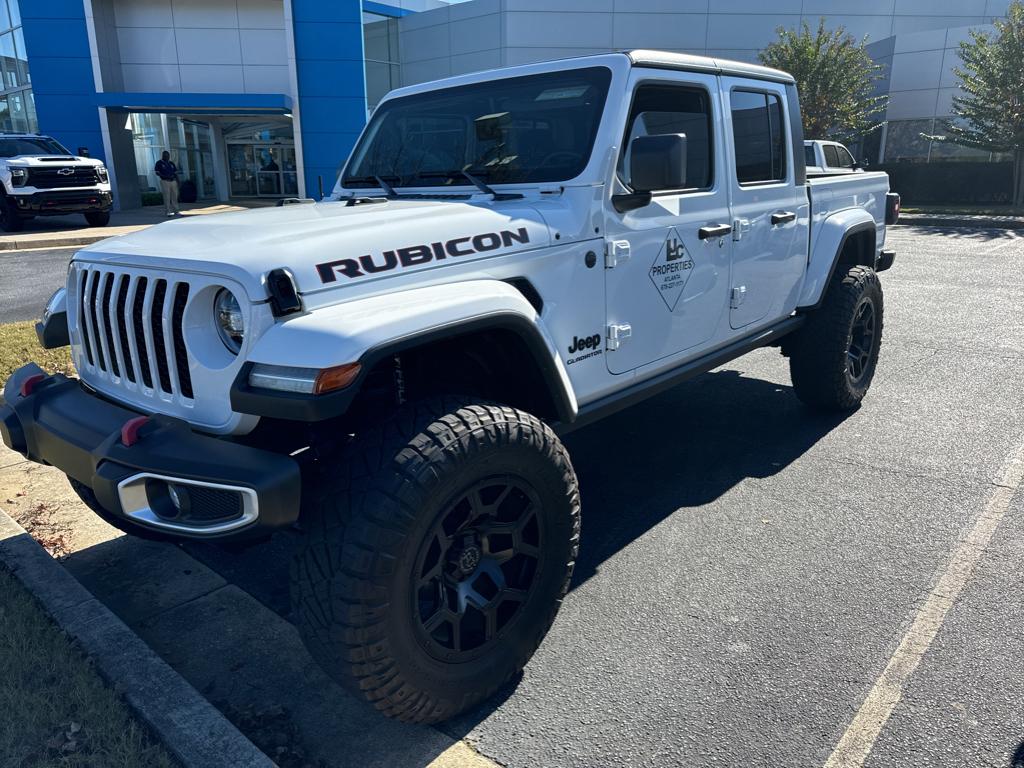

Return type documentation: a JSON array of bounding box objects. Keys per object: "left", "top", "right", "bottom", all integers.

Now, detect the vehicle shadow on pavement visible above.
[
  {"left": 56, "top": 366, "right": 850, "bottom": 767},
  {"left": 564, "top": 368, "right": 849, "bottom": 589}
]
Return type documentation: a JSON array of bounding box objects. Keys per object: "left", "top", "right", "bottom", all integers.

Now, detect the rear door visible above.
[
  {"left": 603, "top": 72, "right": 732, "bottom": 375},
  {"left": 723, "top": 81, "right": 809, "bottom": 329}
]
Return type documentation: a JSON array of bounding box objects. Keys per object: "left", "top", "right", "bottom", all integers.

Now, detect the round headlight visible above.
[{"left": 214, "top": 289, "right": 244, "bottom": 354}]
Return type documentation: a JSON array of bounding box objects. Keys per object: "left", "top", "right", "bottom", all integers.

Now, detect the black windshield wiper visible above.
[
  {"left": 342, "top": 174, "right": 400, "bottom": 193},
  {"left": 405, "top": 168, "right": 523, "bottom": 200},
  {"left": 460, "top": 169, "right": 496, "bottom": 196},
  {"left": 374, "top": 175, "right": 398, "bottom": 199}
]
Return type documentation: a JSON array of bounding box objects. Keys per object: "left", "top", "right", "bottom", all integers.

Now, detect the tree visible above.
[
  {"left": 947, "top": 0, "right": 1024, "bottom": 209},
  {"left": 759, "top": 19, "right": 888, "bottom": 144}
]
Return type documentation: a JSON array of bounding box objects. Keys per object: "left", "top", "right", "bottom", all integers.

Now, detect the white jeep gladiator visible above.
[
  {"left": 0, "top": 133, "right": 112, "bottom": 232},
  {"left": 2, "top": 51, "right": 899, "bottom": 723}
]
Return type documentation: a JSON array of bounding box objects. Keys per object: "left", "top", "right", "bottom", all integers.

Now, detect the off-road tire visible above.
[
  {"left": 291, "top": 397, "right": 580, "bottom": 724},
  {"left": 84, "top": 211, "right": 111, "bottom": 227},
  {"left": 789, "top": 265, "right": 883, "bottom": 411},
  {"left": 0, "top": 196, "right": 23, "bottom": 232}
]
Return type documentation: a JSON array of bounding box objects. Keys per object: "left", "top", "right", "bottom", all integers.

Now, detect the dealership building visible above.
[{"left": 12, "top": 0, "right": 1013, "bottom": 209}]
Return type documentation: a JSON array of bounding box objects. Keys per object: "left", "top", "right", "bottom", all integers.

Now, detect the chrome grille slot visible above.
[{"left": 74, "top": 266, "right": 193, "bottom": 402}]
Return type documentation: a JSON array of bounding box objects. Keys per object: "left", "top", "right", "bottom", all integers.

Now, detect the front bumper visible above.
[
  {"left": 12, "top": 189, "right": 112, "bottom": 215},
  {"left": 0, "top": 364, "right": 300, "bottom": 541}
]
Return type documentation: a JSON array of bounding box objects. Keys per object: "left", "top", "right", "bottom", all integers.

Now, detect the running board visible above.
[{"left": 557, "top": 315, "right": 805, "bottom": 435}]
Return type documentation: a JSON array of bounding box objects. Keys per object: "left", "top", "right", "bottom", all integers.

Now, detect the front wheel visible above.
[
  {"left": 0, "top": 197, "right": 23, "bottom": 232},
  {"left": 789, "top": 265, "right": 884, "bottom": 411},
  {"left": 84, "top": 211, "right": 110, "bottom": 227},
  {"left": 291, "top": 398, "right": 580, "bottom": 723}
]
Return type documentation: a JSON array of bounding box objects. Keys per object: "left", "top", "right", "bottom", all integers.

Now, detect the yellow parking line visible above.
[
  {"left": 823, "top": 441, "right": 1024, "bottom": 767},
  {"left": 426, "top": 741, "right": 501, "bottom": 768}
]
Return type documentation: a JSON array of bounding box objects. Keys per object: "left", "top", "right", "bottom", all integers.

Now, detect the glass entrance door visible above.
[{"left": 228, "top": 143, "right": 296, "bottom": 197}]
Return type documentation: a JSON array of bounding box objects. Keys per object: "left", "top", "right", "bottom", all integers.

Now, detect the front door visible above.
[
  {"left": 604, "top": 74, "right": 733, "bottom": 375},
  {"left": 722, "top": 81, "right": 809, "bottom": 329}
]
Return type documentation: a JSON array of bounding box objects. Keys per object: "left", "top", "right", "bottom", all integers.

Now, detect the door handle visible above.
[
  {"left": 698, "top": 223, "right": 732, "bottom": 240},
  {"left": 771, "top": 211, "right": 797, "bottom": 226}
]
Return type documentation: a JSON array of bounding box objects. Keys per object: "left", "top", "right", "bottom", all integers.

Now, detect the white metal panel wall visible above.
[{"left": 104, "top": 0, "right": 288, "bottom": 94}]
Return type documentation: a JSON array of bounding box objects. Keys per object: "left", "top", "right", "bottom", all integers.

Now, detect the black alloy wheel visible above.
[
  {"left": 413, "top": 476, "right": 543, "bottom": 661},
  {"left": 846, "top": 297, "right": 877, "bottom": 386}
]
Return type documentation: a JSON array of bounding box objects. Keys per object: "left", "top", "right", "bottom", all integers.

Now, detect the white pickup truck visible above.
[
  {"left": 2, "top": 51, "right": 899, "bottom": 724},
  {"left": 0, "top": 133, "right": 112, "bottom": 232},
  {"left": 804, "top": 138, "right": 867, "bottom": 176}
]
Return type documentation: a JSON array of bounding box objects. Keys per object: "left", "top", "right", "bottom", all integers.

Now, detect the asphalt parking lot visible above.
[
  {"left": 0, "top": 246, "right": 76, "bottom": 323},
  {"left": 2, "top": 224, "right": 1024, "bottom": 767}
]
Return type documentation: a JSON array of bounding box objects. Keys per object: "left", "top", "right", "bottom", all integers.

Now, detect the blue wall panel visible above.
[
  {"left": 291, "top": 0, "right": 367, "bottom": 197},
  {"left": 18, "top": 0, "right": 103, "bottom": 160}
]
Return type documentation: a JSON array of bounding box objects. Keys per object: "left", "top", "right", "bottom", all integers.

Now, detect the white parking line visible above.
[
  {"left": 823, "top": 441, "right": 1024, "bottom": 768},
  {"left": 982, "top": 233, "right": 1022, "bottom": 255}
]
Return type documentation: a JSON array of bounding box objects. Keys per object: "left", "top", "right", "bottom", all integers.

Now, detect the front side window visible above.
[
  {"left": 343, "top": 67, "right": 612, "bottom": 188},
  {"left": 836, "top": 145, "right": 856, "bottom": 168},
  {"left": 619, "top": 83, "right": 713, "bottom": 191},
  {"left": 730, "top": 89, "right": 786, "bottom": 184}
]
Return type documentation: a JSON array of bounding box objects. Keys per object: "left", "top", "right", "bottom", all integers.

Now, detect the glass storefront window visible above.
[
  {"left": 13, "top": 28, "right": 28, "bottom": 85},
  {"left": 0, "top": 32, "right": 18, "bottom": 89},
  {"left": 363, "top": 12, "right": 400, "bottom": 111}
]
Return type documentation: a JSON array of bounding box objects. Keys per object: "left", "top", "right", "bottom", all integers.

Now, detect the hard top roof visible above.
[{"left": 626, "top": 50, "right": 795, "bottom": 85}]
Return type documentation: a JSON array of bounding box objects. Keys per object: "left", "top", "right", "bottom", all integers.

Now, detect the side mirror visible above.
[
  {"left": 853, "top": 159, "right": 869, "bottom": 170},
  {"left": 613, "top": 133, "right": 688, "bottom": 213}
]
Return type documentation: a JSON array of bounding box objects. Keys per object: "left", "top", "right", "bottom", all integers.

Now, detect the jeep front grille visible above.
[{"left": 75, "top": 266, "right": 193, "bottom": 400}]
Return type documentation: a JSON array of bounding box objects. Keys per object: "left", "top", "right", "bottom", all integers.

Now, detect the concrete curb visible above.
[
  {"left": 896, "top": 214, "right": 1024, "bottom": 230},
  {"left": 0, "top": 234, "right": 110, "bottom": 251},
  {"left": 0, "top": 508, "right": 276, "bottom": 768}
]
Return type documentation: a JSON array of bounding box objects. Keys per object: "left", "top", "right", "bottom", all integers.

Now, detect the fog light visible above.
[
  {"left": 145, "top": 479, "right": 191, "bottom": 521},
  {"left": 167, "top": 483, "right": 186, "bottom": 512}
]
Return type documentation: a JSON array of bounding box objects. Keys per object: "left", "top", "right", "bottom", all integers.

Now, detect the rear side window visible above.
[
  {"left": 730, "top": 89, "right": 786, "bottom": 184},
  {"left": 823, "top": 144, "right": 840, "bottom": 167},
  {"left": 619, "top": 83, "right": 713, "bottom": 191},
  {"left": 804, "top": 144, "right": 816, "bottom": 167}
]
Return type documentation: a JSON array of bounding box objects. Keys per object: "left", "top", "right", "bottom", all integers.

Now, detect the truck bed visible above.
[{"left": 807, "top": 170, "right": 890, "bottom": 252}]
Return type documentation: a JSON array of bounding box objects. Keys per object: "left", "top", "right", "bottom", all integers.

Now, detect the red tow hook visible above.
[
  {"left": 19, "top": 374, "right": 46, "bottom": 397},
  {"left": 121, "top": 416, "right": 150, "bottom": 447}
]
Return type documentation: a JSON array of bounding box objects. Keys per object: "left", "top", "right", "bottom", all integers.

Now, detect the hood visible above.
[
  {"left": 74, "top": 198, "right": 555, "bottom": 300},
  {"left": 7, "top": 156, "right": 103, "bottom": 166}
]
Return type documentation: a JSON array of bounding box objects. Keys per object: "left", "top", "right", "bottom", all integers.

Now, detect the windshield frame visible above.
[{"left": 340, "top": 64, "right": 615, "bottom": 192}]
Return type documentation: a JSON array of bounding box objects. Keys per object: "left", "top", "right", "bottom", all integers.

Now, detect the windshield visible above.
[
  {"left": 342, "top": 67, "right": 612, "bottom": 189},
  {"left": 0, "top": 137, "right": 72, "bottom": 158}
]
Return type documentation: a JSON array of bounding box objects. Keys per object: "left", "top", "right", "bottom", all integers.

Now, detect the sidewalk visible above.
[
  {"left": 0, "top": 199, "right": 275, "bottom": 252},
  {"left": 896, "top": 211, "right": 1024, "bottom": 229}
]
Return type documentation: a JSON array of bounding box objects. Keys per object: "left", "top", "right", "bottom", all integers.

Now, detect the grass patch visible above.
[
  {"left": 0, "top": 566, "right": 178, "bottom": 767},
  {"left": 0, "top": 321, "right": 74, "bottom": 382}
]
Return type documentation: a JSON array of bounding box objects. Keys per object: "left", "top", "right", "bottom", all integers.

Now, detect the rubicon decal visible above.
[{"left": 316, "top": 227, "right": 530, "bottom": 283}]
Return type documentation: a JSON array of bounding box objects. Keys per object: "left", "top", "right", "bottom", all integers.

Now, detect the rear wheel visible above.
[
  {"left": 789, "top": 265, "right": 884, "bottom": 411},
  {"left": 84, "top": 211, "right": 110, "bottom": 227},
  {"left": 290, "top": 398, "right": 580, "bottom": 723}
]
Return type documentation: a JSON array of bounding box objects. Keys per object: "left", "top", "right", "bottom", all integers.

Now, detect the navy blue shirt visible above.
[{"left": 155, "top": 159, "right": 178, "bottom": 181}]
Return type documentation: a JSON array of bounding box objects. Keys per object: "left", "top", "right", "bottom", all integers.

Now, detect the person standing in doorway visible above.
[{"left": 155, "top": 151, "right": 180, "bottom": 216}]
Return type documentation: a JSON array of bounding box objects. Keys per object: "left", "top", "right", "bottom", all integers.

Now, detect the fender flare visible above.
[
  {"left": 797, "top": 211, "right": 878, "bottom": 310},
  {"left": 230, "top": 280, "right": 578, "bottom": 423}
]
